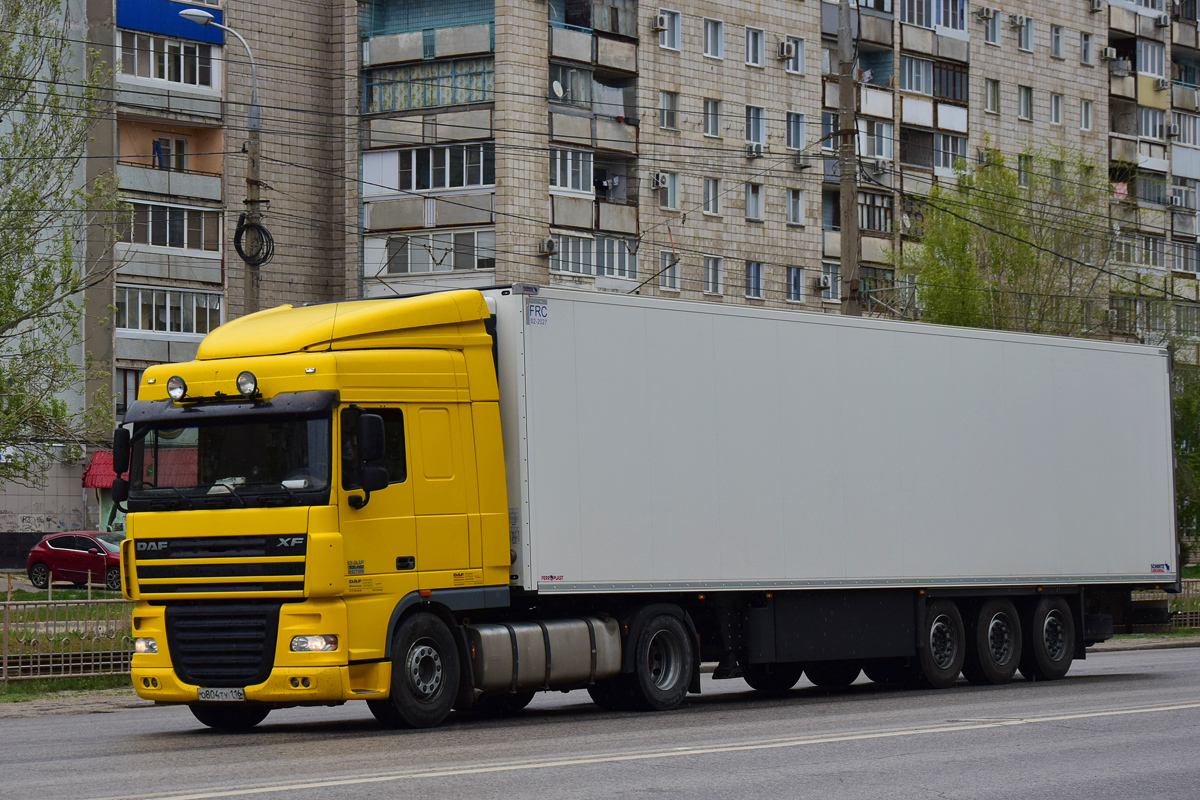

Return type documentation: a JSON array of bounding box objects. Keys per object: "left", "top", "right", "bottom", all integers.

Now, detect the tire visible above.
[
  {"left": 962, "top": 599, "right": 1022, "bottom": 686},
  {"left": 916, "top": 600, "right": 966, "bottom": 689},
  {"left": 628, "top": 613, "right": 694, "bottom": 711},
  {"left": 1018, "top": 597, "right": 1075, "bottom": 682},
  {"left": 743, "top": 662, "right": 804, "bottom": 693},
  {"left": 105, "top": 566, "right": 122, "bottom": 593},
  {"left": 189, "top": 704, "right": 270, "bottom": 731},
  {"left": 804, "top": 660, "right": 861, "bottom": 688},
  {"left": 468, "top": 691, "right": 536, "bottom": 717},
  {"left": 863, "top": 657, "right": 915, "bottom": 686},
  {"left": 28, "top": 563, "right": 49, "bottom": 589},
  {"left": 367, "top": 611, "right": 461, "bottom": 729}
]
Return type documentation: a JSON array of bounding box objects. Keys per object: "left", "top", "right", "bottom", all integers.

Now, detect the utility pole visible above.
[{"left": 838, "top": 0, "right": 862, "bottom": 316}]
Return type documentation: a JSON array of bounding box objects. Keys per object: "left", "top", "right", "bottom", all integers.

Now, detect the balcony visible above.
[{"left": 117, "top": 163, "right": 222, "bottom": 201}]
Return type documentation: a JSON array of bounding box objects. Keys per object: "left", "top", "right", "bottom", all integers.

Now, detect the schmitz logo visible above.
[
  {"left": 135, "top": 541, "right": 168, "bottom": 552},
  {"left": 277, "top": 537, "right": 305, "bottom": 547},
  {"left": 1151, "top": 563, "right": 1171, "bottom": 573}
]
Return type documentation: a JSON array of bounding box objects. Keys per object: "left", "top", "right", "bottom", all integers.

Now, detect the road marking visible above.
[{"left": 90, "top": 699, "right": 1200, "bottom": 800}]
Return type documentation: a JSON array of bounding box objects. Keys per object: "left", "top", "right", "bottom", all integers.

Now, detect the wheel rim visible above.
[
  {"left": 986, "top": 612, "right": 1015, "bottom": 666},
  {"left": 107, "top": 569, "right": 121, "bottom": 591},
  {"left": 31, "top": 564, "right": 47, "bottom": 586},
  {"left": 405, "top": 639, "right": 444, "bottom": 702},
  {"left": 1043, "top": 610, "right": 1067, "bottom": 662},
  {"left": 929, "top": 614, "right": 958, "bottom": 670},
  {"left": 646, "top": 629, "right": 683, "bottom": 690}
]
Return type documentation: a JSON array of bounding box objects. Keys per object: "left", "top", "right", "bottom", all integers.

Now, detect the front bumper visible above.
[{"left": 133, "top": 666, "right": 352, "bottom": 704}]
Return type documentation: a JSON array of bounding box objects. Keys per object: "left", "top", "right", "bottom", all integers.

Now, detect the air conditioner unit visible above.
[
  {"left": 872, "top": 159, "right": 888, "bottom": 175},
  {"left": 976, "top": 6, "right": 995, "bottom": 19},
  {"left": 1009, "top": 13, "right": 1027, "bottom": 27},
  {"left": 777, "top": 40, "right": 797, "bottom": 60},
  {"left": 537, "top": 237, "right": 558, "bottom": 256},
  {"left": 651, "top": 172, "right": 669, "bottom": 189},
  {"left": 816, "top": 274, "right": 833, "bottom": 290},
  {"left": 1156, "top": 13, "right": 1171, "bottom": 27},
  {"left": 793, "top": 152, "right": 813, "bottom": 170},
  {"left": 1169, "top": 122, "right": 1182, "bottom": 137},
  {"left": 746, "top": 142, "right": 764, "bottom": 158},
  {"left": 1101, "top": 46, "right": 1118, "bottom": 60},
  {"left": 653, "top": 13, "right": 670, "bottom": 31},
  {"left": 1090, "top": 0, "right": 1104, "bottom": 11},
  {"left": 1171, "top": 195, "right": 1184, "bottom": 207},
  {"left": 1156, "top": 77, "right": 1171, "bottom": 91}
]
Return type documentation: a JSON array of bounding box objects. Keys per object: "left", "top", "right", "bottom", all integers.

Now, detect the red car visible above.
[{"left": 26, "top": 532, "right": 122, "bottom": 592}]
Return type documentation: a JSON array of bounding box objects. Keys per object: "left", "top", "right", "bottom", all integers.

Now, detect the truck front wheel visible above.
[
  {"left": 368, "top": 611, "right": 460, "bottom": 728},
  {"left": 1018, "top": 597, "right": 1075, "bottom": 682},
  {"left": 629, "top": 613, "right": 693, "bottom": 711}
]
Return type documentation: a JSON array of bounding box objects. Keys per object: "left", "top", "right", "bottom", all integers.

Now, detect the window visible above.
[
  {"left": 745, "top": 261, "right": 763, "bottom": 298},
  {"left": 115, "top": 286, "right": 222, "bottom": 334},
  {"left": 365, "top": 57, "right": 493, "bottom": 113},
  {"left": 658, "top": 9, "right": 681, "bottom": 49},
  {"left": 1080, "top": 32, "right": 1093, "bottom": 65},
  {"left": 1139, "top": 106, "right": 1166, "bottom": 140},
  {"left": 549, "top": 233, "right": 594, "bottom": 274},
  {"left": 379, "top": 229, "right": 496, "bottom": 274},
  {"left": 121, "top": 202, "right": 221, "bottom": 252},
  {"left": 341, "top": 408, "right": 406, "bottom": 490},
  {"left": 1017, "top": 85, "right": 1033, "bottom": 120},
  {"left": 937, "top": 0, "right": 965, "bottom": 30},
  {"left": 984, "top": 78, "right": 1001, "bottom": 113},
  {"left": 657, "top": 171, "right": 677, "bottom": 208},
  {"left": 659, "top": 91, "right": 679, "bottom": 129},
  {"left": 1176, "top": 111, "right": 1200, "bottom": 146},
  {"left": 983, "top": 12, "right": 999, "bottom": 44},
  {"left": 703, "top": 256, "right": 722, "bottom": 294},
  {"left": 115, "top": 367, "right": 143, "bottom": 416},
  {"left": 369, "top": 143, "right": 496, "bottom": 194},
  {"left": 1178, "top": 302, "right": 1200, "bottom": 335},
  {"left": 1115, "top": 235, "right": 1166, "bottom": 269},
  {"left": 703, "top": 177, "right": 720, "bottom": 214},
  {"left": 1172, "top": 176, "right": 1198, "bottom": 210},
  {"left": 786, "top": 188, "right": 805, "bottom": 225},
  {"left": 858, "top": 192, "right": 893, "bottom": 232},
  {"left": 822, "top": 261, "right": 840, "bottom": 300},
  {"left": 1017, "top": 154, "right": 1032, "bottom": 187},
  {"left": 899, "top": 126, "right": 934, "bottom": 168},
  {"left": 932, "top": 61, "right": 968, "bottom": 103},
  {"left": 785, "top": 36, "right": 805, "bottom": 73},
  {"left": 822, "top": 43, "right": 836, "bottom": 74},
  {"left": 1050, "top": 93, "right": 1062, "bottom": 125},
  {"left": 1018, "top": 17, "right": 1034, "bottom": 52},
  {"left": 152, "top": 138, "right": 187, "bottom": 172},
  {"left": 821, "top": 111, "right": 838, "bottom": 151},
  {"left": 860, "top": 119, "right": 894, "bottom": 159},
  {"left": 1174, "top": 240, "right": 1200, "bottom": 275},
  {"left": 703, "top": 99, "right": 721, "bottom": 137},
  {"left": 1080, "top": 99, "right": 1092, "bottom": 130},
  {"left": 596, "top": 236, "right": 637, "bottom": 279},
  {"left": 1137, "top": 0, "right": 1165, "bottom": 8},
  {"left": 900, "top": 0, "right": 933, "bottom": 28},
  {"left": 786, "top": 267, "right": 804, "bottom": 302},
  {"left": 745, "top": 27, "right": 765, "bottom": 66},
  {"left": 745, "top": 105, "right": 765, "bottom": 144},
  {"left": 1137, "top": 172, "right": 1168, "bottom": 205},
  {"left": 703, "top": 18, "right": 724, "bottom": 58},
  {"left": 659, "top": 251, "right": 678, "bottom": 289},
  {"left": 860, "top": 0, "right": 893, "bottom": 10},
  {"left": 933, "top": 133, "right": 966, "bottom": 169},
  {"left": 786, "top": 112, "right": 806, "bottom": 149},
  {"left": 1050, "top": 25, "right": 1062, "bottom": 58},
  {"left": 593, "top": 0, "right": 637, "bottom": 36},
  {"left": 549, "top": 148, "right": 594, "bottom": 192},
  {"left": 549, "top": 62, "right": 592, "bottom": 107},
  {"left": 1138, "top": 40, "right": 1165, "bottom": 77},
  {"left": 119, "top": 31, "right": 214, "bottom": 87},
  {"left": 900, "top": 55, "right": 933, "bottom": 95},
  {"left": 745, "top": 183, "right": 764, "bottom": 220}
]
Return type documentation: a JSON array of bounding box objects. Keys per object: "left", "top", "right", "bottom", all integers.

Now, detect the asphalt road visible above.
[{"left": 2, "top": 648, "right": 1198, "bottom": 800}]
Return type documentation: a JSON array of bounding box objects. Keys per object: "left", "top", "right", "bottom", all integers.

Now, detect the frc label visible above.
[{"left": 528, "top": 301, "right": 548, "bottom": 326}]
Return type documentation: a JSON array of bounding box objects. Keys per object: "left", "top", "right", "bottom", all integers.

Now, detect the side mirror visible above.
[
  {"left": 112, "top": 477, "right": 129, "bottom": 503},
  {"left": 112, "top": 428, "right": 131, "bottom": 474},
  {"left": 362, "top": 465, "right": 389, "bottom": 492},
  {"left": 357, "top": 413, "right": 385, "bottom": 462},
  {"left": 88, "top": 548, "right": 99, "bottom": 556}
]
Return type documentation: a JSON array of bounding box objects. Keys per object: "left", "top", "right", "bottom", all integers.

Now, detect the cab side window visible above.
[{"left": 341, "top": 407, "right": 407, "bottom": 490}]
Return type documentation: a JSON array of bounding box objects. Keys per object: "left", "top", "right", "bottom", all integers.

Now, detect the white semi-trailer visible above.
[{"left": 118, "top": 286, "right": 1178, "bottom": 729}]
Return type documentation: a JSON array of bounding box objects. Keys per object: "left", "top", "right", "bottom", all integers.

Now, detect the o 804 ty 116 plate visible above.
[{"left": 196, "top": 687, "right": 245, "bottom": 702}]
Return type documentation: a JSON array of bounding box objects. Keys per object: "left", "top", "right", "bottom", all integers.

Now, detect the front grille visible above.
[
  {"left": 135, "top": 536, "right": 307, "bottom": 559},
  {"left": 165, "top": 604, "right": 280, "bottom": 687},
  {"left": 134, "top": 535, "right": 307, "bottom": 596}
]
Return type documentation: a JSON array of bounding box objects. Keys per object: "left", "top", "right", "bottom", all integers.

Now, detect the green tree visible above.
[
  {"left": 1172, "top": 365, "right": 1200, "bottom": 568},
  {"left": 894, "top": 144, "right": 1115, "bottom": 337},
  {"left": 0, "top": 0, "right": 121, "bottom": 484}
]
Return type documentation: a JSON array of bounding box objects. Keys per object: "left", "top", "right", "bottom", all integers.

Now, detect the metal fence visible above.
[
  {"left": 1134, "top": 579, "right": 1200, "bottom": 629},
  {"left": 1, "top": 599, "right": 134, "bottom": 682}
]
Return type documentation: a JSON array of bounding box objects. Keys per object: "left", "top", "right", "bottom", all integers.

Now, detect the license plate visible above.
[{"left": 196, "top": 687, "right": 245, "bottom": 702}]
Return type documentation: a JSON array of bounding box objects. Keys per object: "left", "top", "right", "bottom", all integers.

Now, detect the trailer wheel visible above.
[
  {"left": 916, "top": 600, "right": 965, "bottom": 689},
  {"left": 962, "top": 599, "right": 1022, "bottom": 686},
  {"left": 189, "top": 704, "right": 270, "bottom": 731},
  {"left": 368, "top": 611, "right": 460, "bottom": 728},
  {"left": 469, "top": 691, "right": 536, "bottom": 717},
  {"left": 743, "top": 663, "right": 804, "bottom": 693},
  {"left": 803, "top": 660, "right": 861, "bottom": 688},
  {"left": 629, "top": 613, "right": 693, "bottom": 711},
  {"left": 1018, "top": 597, "right": 1075, "bottom": 682}
]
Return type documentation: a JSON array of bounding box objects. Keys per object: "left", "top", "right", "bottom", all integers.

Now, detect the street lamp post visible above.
[{"left": 179, "top": 8, "right": 269, "bottom": 315}]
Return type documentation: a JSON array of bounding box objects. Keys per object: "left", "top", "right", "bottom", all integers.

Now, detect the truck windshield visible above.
[{"left": 128, "top": 413, "right": 332, "bottom": 511}]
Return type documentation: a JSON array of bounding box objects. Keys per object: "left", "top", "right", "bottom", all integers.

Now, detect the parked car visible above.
[{"left": 26, "top": 532, "right": 122, "bottom": 591}]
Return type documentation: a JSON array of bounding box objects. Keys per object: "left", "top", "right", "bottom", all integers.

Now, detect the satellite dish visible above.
[
  {"left": 901, "top": 213, "right": 912, "bottom": 230},
  {"left": 551, "top": 80, "right": 564, "bottom": 99}
]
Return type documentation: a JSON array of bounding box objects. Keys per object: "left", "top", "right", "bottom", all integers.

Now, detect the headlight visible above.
[
  {"left": 166, "top": 376, "right": 187, "bottom": 401},
  {"left": 236, "top": 371, "right": 258, "bottom": 397},
  {"left": 290, "top": 634, "right": 338, "bottom": 652},
  {"left": 134, "top": 637, "right": 158, "bottom": 654}
]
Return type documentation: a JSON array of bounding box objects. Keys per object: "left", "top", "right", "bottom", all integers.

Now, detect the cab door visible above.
[{"left": 409, "top": 404, "right": 471, "bottom": 579}]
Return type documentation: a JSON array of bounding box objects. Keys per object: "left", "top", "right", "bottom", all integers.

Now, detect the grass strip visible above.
[{"left": 0, "top": 674, "right": 132, "bottom": 702}]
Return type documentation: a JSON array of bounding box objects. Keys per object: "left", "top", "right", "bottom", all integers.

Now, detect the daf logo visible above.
[
  {"left": 278, "top": 537, "right": 305, "bottom": 547},
  {"left": 136, "top": 541, "right": 168, "bottom": 551}
]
